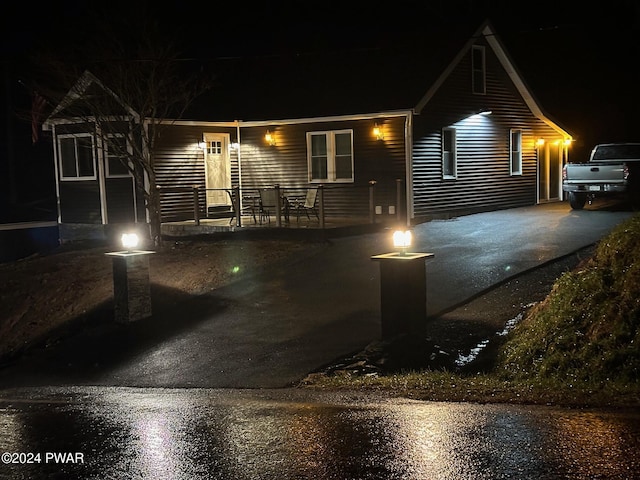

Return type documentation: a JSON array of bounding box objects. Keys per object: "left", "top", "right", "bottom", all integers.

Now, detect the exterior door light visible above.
[
  {"left": 373, "top": 123, "right": 384, "bottom": 141},
  {"left": 265, "top": 130, "right": 276, "bottom": 146}
]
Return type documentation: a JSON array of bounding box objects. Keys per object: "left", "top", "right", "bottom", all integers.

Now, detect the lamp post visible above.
[
  {"left": 371, "top": 229, "right": 433, "bottom": 340},
  {"left": 105, "top": 233, "right": 155, "bottom": 323}
]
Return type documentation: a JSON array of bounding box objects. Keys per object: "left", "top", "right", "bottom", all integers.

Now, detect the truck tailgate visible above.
[{"left": 565, "top": 164, "right": 626, "bottom": 183}]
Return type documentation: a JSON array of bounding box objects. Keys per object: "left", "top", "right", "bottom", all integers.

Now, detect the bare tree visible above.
[{"left": 29, "top": 6, "right": 212, "bottom": 247}]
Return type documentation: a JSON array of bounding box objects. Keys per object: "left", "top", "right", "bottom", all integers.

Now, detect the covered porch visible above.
[{"left": 159, "top": 181, "right": 408, "bottom": 238}]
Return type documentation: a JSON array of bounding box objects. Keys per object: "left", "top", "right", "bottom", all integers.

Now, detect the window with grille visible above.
[
  {"left": 307, "top": 130, "right": 354, "bottom": 182},
  {"left": 58, "top": 134, "right": 96, "bottom": 180}
]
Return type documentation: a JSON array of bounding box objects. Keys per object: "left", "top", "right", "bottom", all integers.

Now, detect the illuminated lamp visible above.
[
  {"left": 265, "top": 130, "right": 276, "bottom": 146},
  {"left": 373, "top": 123, "right": 384, "bottom": 141},
  {"left": 121, "top": 233, "right": 139, "bottom": 252},
  {"left": 392, "top": 229, "right": 412, "bottom": 255}
]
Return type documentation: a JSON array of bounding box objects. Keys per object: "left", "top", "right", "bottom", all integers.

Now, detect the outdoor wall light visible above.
[
  {"left": 373, "top": 123, "right": 384, "bottom": 141},
  {"left": 198, "top": 140, "right": 207, "bottom": 149},
  {"left": 392, "top": 229, "right": 412, "bottom": 255},
  {"left": 265, "top": 130, "right": 276, "bottom": 146},
  {"left": 536, "top": 138, "right": 545, "bottom": 148},
  {"left": 121, "top": 233, "right": 139, "bottom": 252}
]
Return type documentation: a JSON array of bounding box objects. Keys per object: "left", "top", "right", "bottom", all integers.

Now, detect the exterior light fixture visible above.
[
  {"left": 373, "top": 123, "right": 384, "bottom": 141},
  {"left": 392, "top": 229, "right": 412, "bottom": 255},
  {"left": 198, "top": 140, "right": 207, "bottom": 149},
  {"left": 467, "top": 109, "right": 492, "bottom": 122},
  {"left": 265, "top": 130, "right": 276, "bottom": 146},
  {"left": 536, "top": 138, "right": 545, "bottom": 148},
  {"left": 121, "top": 233, "right": 139, "bottom": 252}
]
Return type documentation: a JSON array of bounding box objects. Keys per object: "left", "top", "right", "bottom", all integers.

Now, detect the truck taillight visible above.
[
  {"left": 624, "top": 164, "right": 630, "bottom": 180},
  {"left": 562, "top": 165, "right": 567, "bottom": 181}
]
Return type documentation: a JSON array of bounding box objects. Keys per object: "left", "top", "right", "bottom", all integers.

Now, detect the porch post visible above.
[
  {"left": 396, "top": 178, "right": 403, "bottom": 223},
  {"left": 274, "top": 184, "right": 282, "bottom": 227},
  {"left": 193, "top": 186, "right": 200, "bottom": 226},
  {"left": 369, "top": 180, "right": 377, "bottom": 223},
  {"left": 318, "top": 184, "right": 325, "bottom": 229},
  {"left": 233, "top": 185, "right": 242, "bottom": 227}
]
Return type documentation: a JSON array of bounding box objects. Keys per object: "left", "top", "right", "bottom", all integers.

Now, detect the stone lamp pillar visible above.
[
  {"left": 371, "top": 251, "right": 434, "bottom": 340},
  {"left": 105, "top": 236, "right": 154, "bottom": 323}
]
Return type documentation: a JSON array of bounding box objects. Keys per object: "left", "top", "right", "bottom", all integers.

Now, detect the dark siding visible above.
[
  {"left": 238, "top": 117, "right": 407, "bottom": 220},
  {"left": 105, "top": 177, "right": 135, "bottom": 223},
  {"left": 412, "top": 38, "right": 565, "bottom": 221},
  {"left": 59, "top": 182, "right": 101, "bottom": 223},
  {"left": 154, "top": 125, "right": 239, "bottom": 221}
]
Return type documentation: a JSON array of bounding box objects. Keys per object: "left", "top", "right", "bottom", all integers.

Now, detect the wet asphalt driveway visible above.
[{"left": 0, "top": 201, "right": 634, "bottom": 389}]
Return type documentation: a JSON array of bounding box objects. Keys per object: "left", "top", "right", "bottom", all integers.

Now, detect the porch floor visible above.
[{"left": 161, "top": 215, "right": 393, "bottom": 239}]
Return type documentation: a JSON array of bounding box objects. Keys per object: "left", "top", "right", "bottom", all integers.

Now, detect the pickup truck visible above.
[{"left": 562, "top": 143, "right": 640, "bottom": 209}]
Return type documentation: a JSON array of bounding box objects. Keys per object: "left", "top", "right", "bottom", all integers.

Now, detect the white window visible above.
[
  {"left": 58, "top": 134, "right": 96, "bottom": 180},
  {"left": 510, "top": 129, "right": 522, "bottom": 175},
  {"left": 472, "top": 45, "right": 486, "bottom": 95},
  {"left": 307, "top": 130, "right": 353, "bottom": 182},
  {"left": 442, "top": 128, "right": 457, "bottom": 179},
  {"left": 105, "top": 134, "right": 132, "bottom": 177}
]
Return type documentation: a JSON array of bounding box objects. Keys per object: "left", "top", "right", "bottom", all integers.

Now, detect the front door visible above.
[
  {"left": 538, "top": 141, "right": 562, "bottom": 202},
  {"left": 203, "top": 134, "right": 231, "bottom": 209}
]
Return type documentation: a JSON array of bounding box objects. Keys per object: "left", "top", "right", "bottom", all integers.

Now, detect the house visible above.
[{"left": 43, "top": 19, "right": 572, "bottom": 242}]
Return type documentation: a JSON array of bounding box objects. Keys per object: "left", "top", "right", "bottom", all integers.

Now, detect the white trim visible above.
[
  {"left": 405, "top": 112, "right": 414, "bottom": 223},
  {"left": 509, "top": 128, "right": 523, "bottom": 176},
  {"left": 51, "top": 125, "right": 62, "bottom": 224},
  {"left": 442, "top": 127, "right": 457, "bottom": 179},
  {"left": 45, "top": 71, "right": 140, "bottom": 127},
  {"left": 161, "top": 111, "right": 413, "bottom": 128},
  {"left": 306, "top": 130, "right": 354, "bottom": 183},
  {"left": 415, "top": 22, "right": 572, "bottom": 143},
  {"left": 104, "top": 134, "right": 134, "bottom": 178},
  {"left": 482, "top": 25, "right": 571, "bottom": 141},
  {"left": 57, "top": 133, "right": 97, "bottom": 181},
  {"left": 95, "top": 125, "right": 108, "bottom": 224},
  {"left": 0, "top": 221, "right": 58, "bottom": 231},
  {"left": 236, "top": 123, "right": 243, "bottom": 196}
]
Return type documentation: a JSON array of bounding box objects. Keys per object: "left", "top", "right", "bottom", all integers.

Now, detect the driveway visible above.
[{"left": 0, "top": 201, "right": 634, "bottom": 389}]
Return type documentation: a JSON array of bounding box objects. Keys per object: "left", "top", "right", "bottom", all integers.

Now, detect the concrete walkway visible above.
[{"left": 0, "top": 201, "right": 634, "bottom": 389}]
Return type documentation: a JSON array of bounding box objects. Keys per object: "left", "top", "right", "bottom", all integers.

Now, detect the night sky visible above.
[{"left": 2, "top": 0, "right": 639, "bottom": 219}]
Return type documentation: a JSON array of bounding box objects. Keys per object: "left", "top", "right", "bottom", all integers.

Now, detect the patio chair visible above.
[
  {"left": 227, "top": 188, "right": 256, "bottom": 225},
  {"left": 258, "top": 188, "right": 278, "bottom": 224},
  {"left": 292, "top": 188, "right": 319, "bottom": 223}
]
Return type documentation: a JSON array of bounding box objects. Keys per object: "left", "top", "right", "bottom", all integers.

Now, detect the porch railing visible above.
[{"left": 157, "top": 180, "right": 406, "bottom": 228}]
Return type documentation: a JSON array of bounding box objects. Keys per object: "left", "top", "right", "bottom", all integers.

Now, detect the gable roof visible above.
[{"left": 44, "top": 71, "right": 140, "bottom": 127}]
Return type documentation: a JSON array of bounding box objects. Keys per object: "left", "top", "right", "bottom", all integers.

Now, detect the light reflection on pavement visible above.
[{"left": 0, "top": 387, "right": 638, "bottom": 480}]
